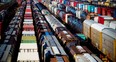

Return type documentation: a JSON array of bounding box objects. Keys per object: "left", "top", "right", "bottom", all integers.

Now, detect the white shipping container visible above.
[
  {"left": 65, "top": 14, "right": 72, "bottom": 23},
  {"left": 23, "top": 22, "right": 33, "bottom": 25},
  {"left": 75, "top": 54, "right": 89, "bottom": 62},
  {"left": 49, "top": 4, "right": 53, "bottom": 11},
  {"left": 52, "top": 46, "right": 60, "bottom": 55},
  {"left": 54, "top": 7, "right": 58, "bottom": 15},
  {"left": 83, "top": 53, "right": 97, "bottom": 62},
  {"left": 94, "top": 16, "right": 99, "bottom": 23},
  {"left": 76, "top": 46, "right": 86, "bottom": 53},
  {"left": 95, "top": 7, "right": 98, "bottom": 14},
  {"left": 76, "top": 10, "right": 82, "bottom": 19},
  {"left": 66, "top": 6, "right": 69, "bottom": 12},
  {"left": 70, "top": 2, "right": 74, "bottom": 7},
  {"left": 84, "top": 5, "right": 88, "bottom": 10},
  {"left": 22, "top": 31, "right": 35, "bottom": 36},
  {"left": 91, "top": 54, "right": 103, "bottom": 62},
  {"left": 91, "top": 24, "right": 109, "bottom": 50},
  {"left": 19, "top": 43, "right": 38, "bottom": 52},
  {"left": 26, "top": 6, "right": 31, "bottom": 8},
  {"left": 74, "top": 53, "right": 97, "bottom": 62},
  {"left": 17, "top": 52, "right": 39, "bottom": 62},
  {"left": 83, "top": 20, "right": 97, "bottom": 38},
  {"left": 109, "top": 21, "right": 116, "bottom": 30},
  {"left": 24, "top": 19, "right": 33, "bottom": 22},
  {"left": 51, "top": 6, "right": 55, "bottom": 13},
  {"left": 25, "top": 12, "right": 32, "bottom": 14}
]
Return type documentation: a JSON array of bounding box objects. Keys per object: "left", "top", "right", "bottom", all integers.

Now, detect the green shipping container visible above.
[
  {"left": 21, "top": 40, "right": 36, "bottom": 43},
  {"left": 87, "top": 5, "right": 91, "bottom": 12}
]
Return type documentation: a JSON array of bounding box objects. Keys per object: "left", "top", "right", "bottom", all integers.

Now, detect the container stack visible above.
[{"left": 17, "top": 0, "right": 39, "bottom": 62}]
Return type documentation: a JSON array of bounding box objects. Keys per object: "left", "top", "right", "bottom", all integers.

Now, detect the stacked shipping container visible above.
[{"left": 17, "top": 0, "right": 39, "bottom": 62}]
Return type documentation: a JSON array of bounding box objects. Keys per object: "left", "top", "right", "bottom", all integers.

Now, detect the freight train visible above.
[
  {"left": 0, "top": 0, "right": 19, "bottom": 42},
  {"left": 48, "top": 1, "right": 116, "bottom": 62},
  {"left": 33, "top": 1, "right": 103, "bottom": 62},
  {"left": 32, "top": 2, "right": 70, "bottom": 62},
  {"left": 48, "top": 1, "right": 116, "bottom": 33},
  {"left": 0, "top": 0, "right": 26, "bottom": 62}
]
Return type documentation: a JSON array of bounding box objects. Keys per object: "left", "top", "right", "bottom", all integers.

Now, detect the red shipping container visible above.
[
  {"left": 98, "top": 16, "right": 104, "bottom": 24},
  {"left": 25, "top": 9, "right": 31, "bottom": 12},
  {"left": 107, "top": 8, "right": 112, "bottom": 16},
  {"left": 97, "top": 7, "right": 102, "bottom": 15},
  {"left": 24, "top": 14, "right": 32, "bottom": 17},
  {"left": 102, "top": 8, "right": 106, "bottom": 16},
  {"left": 23, "top": 25, "right": 34, "bottom": 31}
]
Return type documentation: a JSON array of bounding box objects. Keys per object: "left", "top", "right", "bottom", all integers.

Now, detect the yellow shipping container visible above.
[
  {"left": 91, "top": 24, "right": 109, "bottom": 51},
  {"left": 22, "top": 36, "right": 36, "bottom": 40},
  {"left": 102, "top": 28, "right": 116, "bottom": 62}
]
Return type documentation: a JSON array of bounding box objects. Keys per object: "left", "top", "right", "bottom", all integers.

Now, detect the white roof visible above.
[
  {"left": 84, "top": 20, "right": 97, "bottom": 26},
  {"left": 22, "top": 31, "right": 35, "bottom": 34},
  {"left": 17, "top": 52, "right": 39, "bottom": 61},
  {"left": 110, "top": 21, "right": 116, "bottom": 29},
  {"left": 20, "top": 43, "right": 37, "bottom": 49},
  {"left": 41, "top": 9, "right": 50, "bottom": 15},
  {"left": 83, "top": 53, "right": 97, "bottom": 62},
  {"left": 23, "top": 22, "right": 33, "bottom": 24},
  {"left": 94, "top": 16, "right": 99, "bottom": 22},
  {"left": 66, "top": 35, "right": 72, "bottom": 38},
  {"left": 45, "top": 15, "right": 65, "bottom": 31},
  {"left": 75, "top": 55, "right": 88, "bottom": 62},
  {"left": 76, "top": 46, "right": 86, "bottom": 52},
  {"left": 100, "top": 16, "right": 113, "bottom": 20},
  {"left": 63, "top": 31, "right": 68, "bottom": 34},
  {"left": 26, "top": 6, "right": 30, "bottom": 8},
  {"left": 102, "top": 28, "right": 116, "bottom": 39},
  {"left": 52, "top": 46, "right": 60, "bottom": 55},
  {"left": 24, "top": 19, "right": 33, "bottom": 22},
  {"left": 91, "top": 24, "right": 109, "bottom": 32},
  {"left": 25, "top": 12, "right": 32, "bottom": 14}
]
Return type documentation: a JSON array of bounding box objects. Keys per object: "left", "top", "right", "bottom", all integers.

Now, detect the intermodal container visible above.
[
  {"left": 83, "top": 20, "right": 97, "bottom": 38},
  {"left": 102, "top": 28, "right": 116, "bottom": 62},
  {"left": 91, "top": 24, "right": 109, "bottom": 51}
]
